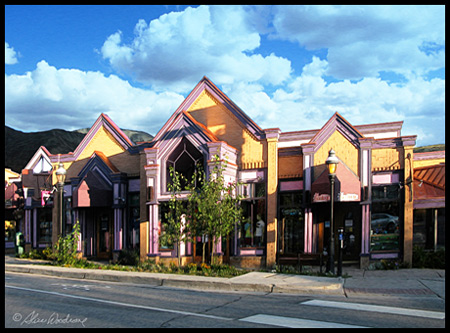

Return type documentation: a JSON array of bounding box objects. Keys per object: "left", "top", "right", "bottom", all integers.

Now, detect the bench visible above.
[{"left": 278, "top": 253, "right": 325, "bottom": 273}]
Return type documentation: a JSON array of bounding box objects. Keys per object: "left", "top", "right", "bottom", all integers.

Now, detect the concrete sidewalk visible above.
[{"left": 4, "top": 255, "right": 445, "bottom": 298}]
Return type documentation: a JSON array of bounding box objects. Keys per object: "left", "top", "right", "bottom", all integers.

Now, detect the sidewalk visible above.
[{"left": 4, "top": 255, "right": 445, "bottom": 298}]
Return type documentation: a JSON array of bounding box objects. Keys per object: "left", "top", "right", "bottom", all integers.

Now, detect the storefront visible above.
[{"left": 139, "top": 77, "right": 418, "bottom": 269}]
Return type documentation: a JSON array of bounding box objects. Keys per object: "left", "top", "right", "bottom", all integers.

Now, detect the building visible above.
[
  {"left": 412, "top": 151, "right": 445, "bottom": 251},
  {"left": 19, "top": 114, "right": 142, "bottom": 261},
  {"left": 5, "top": 168, "right": 23, "bottom": 252},
  {"left": 138, "top": 77, "right": 419, "bottom": 269},
  {"left": 14, "top": 76, "right": 444, "bottom": 269}
]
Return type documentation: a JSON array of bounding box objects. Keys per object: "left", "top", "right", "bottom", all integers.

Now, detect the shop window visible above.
[
  {"left": 127, "top": 192, "right": 140, "bottom": 249},
  {"left": 158, "top": 201, "right": 174, "bottom": 250},
  {"left": 5, "top": 220, "right": 16, "bottom": 242},
  {"left": 166, "top": 137, "right": 204, "bottom": 191},
  {"left": 370, "top": 184, "right": 401, "bottom": 253},
  {"left": 38, "top": 208, "right": 53, "bottom": 245},
  {"left": 239, "top": 182, "right": 266, "bottom": 249}
]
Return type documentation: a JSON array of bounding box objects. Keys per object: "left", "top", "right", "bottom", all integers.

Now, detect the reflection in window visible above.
[
  {"left": 158, "top": 202, "right": 174, "bottom": 250},
  {"left": 239, "top": 183, "right": 266, "bottom": 248},
  {"left": 38, "top": 208, "right": 52, "bottom": 245},
  {"left": 370, "top": 184, "right": 401, "bottom": 252}
]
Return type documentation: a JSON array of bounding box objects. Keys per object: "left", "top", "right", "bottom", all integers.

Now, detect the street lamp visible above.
[
  {"left": 55, "top": 162, "right": 66, "bottom": 236},
  {"left": 326, "top": 149, "right": 339, "bottom": 275}
]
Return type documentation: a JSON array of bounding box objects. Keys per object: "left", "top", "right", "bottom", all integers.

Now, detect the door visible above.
[
  {"left": 278, "top": 191, "right": 304, "bottom": 257},
  {"left": 280, "top": 207, "right": 304, "bottom": 255},
  {"left": 96, "top": 212, "right": 113, "bottom": 259}
]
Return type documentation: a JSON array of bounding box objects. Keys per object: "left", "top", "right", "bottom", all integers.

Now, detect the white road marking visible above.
[
  {"left": 302, "top": 300, "right": 445, "bottom": 320},
  {"left": 239, "top": 314, "right": 368, "bottom": 328},
  {"left": 5, "top": 285, "right": 232, "bottom": 321}
]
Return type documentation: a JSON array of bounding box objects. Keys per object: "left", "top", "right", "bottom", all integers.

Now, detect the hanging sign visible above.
[{"left": 41, "top": 190, "right": 53, "bottom": 206}]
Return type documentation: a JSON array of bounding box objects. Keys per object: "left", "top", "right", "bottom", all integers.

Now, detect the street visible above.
[{"left": 5, "top": 272, "right": 445, "bottom": 328}]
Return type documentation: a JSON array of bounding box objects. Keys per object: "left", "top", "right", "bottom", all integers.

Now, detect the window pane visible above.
[
  {"left": 370, "top": 202, "right": 400, "bottom": 252},
  {"left": 240, "top": 199, "right": 266, "bottom": 248}
]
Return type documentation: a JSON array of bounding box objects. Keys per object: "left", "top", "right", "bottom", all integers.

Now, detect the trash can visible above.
[{"left": 15, "top": 231, "right": 24, "bottom": 256}]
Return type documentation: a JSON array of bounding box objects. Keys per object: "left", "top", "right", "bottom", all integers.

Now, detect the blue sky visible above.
[{"left": 5, "top": 5, "right": 445, "bottom": 147}]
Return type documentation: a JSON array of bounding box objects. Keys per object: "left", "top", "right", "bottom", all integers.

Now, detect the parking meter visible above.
[
  {"left": 338, "top": 228, "right": 344, "bottom": 249},
  {"left": 337, "top": 228, "right": 344, "bottom": 276}
]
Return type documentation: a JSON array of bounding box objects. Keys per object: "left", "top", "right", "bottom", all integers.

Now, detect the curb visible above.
[{"left": 5, "top": 263, "right": 341, "bottom": 295}]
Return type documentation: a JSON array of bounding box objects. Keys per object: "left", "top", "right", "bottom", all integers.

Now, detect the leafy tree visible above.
[
  {"left": 161, "top": 154, "right": 243, "bottom": 266},
  {"left": 188, "top": 155, "right": 243, "bottom": 265},
  {"left": 52, "top": 220, "right": 81, "bottom": 265},
  {"left": 161, "top": 167, "right": 191, "bottom": 267}
]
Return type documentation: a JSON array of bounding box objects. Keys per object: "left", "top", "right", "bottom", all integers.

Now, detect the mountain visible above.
[
  {"left": 5, "top": 126, "right": 153, "bottom": 173},
  {"left": 74, "top": 128, "right": 153, "bottom": 144},
  {"left": 4, "top": 125, "right": 443, "bottom": 173}
]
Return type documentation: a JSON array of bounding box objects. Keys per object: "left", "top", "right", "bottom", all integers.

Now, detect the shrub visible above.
[
  {"left": 413, "top": 246, "right": 445, "bottom": 269},
  {"left": 117, "top": 248, "right": 139, "bottom": 266}
]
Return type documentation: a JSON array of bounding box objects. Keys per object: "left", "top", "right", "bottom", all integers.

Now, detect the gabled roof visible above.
[
  {"left": 152, "top": 76, "right": 265, "bottom": 143},
  {"left": 307, "top": 112, "right": 364, "bottom": 149},
  {"left": 151, "top": 109, "right": 221, "bottom": 158},
  {"left": 76, "top": 151, "right": 120, "bottom": 185},
  {"left": 23, "top": 146, "right": 53, "bottom": 171},
  {"left": 54, "top": 113, "right": 134, "bottom": 162}
]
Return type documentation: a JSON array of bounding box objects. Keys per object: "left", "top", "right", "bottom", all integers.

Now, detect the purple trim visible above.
[
  {"left": 414, "top": 151, "right": 445, "bottom": 160},
  {"left": 370, "top": 252, "right": 399, "bottom": 259},
  {"left": 414, "top": 198, "right": 445, "bottom": 209}
]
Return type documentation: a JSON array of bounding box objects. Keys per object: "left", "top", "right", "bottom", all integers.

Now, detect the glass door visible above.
[
  {"left": 97, "top": 212, "right": 113, "bottom": 259},
  {"left": 278, "top": 192, "right": 304, "bottom": 256}
]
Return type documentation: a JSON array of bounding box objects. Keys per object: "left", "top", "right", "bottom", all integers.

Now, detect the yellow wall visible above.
[
  {"left": 187, "top": 90, "right": 266, "bottom": 169},
  {"left": 371, "top": 148, "right": 402, "bottom": 171},
  {"left": 77, "top": 125, "right": 126, "bottom": 160},
  {"left": 51, "top": 125, "right": 128, "bottom": 185},
  {"left": 413, "top": 157, "right": 445, "bottom": 168},
  {"left": 313, "top": 130, "right": 359, "bottom": 179}
]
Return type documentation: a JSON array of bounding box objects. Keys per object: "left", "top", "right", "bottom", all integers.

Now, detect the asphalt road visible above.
[{"left": 5, "top": 272, "right": 445, "bottom": 328}]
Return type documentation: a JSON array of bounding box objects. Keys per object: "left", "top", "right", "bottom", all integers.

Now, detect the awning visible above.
[{"left": 311, "top": 163, "right": 361, "bottom": 203}]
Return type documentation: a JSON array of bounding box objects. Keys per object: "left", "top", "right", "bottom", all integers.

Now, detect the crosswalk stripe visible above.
[
  {"left": 301, "top": 300, "right": 445, "bottom": 320},
  {"left": 239, "top": 314, "right": 368, "bottom": 328}
]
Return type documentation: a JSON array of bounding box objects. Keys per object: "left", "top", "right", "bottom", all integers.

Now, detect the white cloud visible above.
[
  {"left": 5, "top": 42, "right": 18, "bottom": 65},
  {"left": 271, "top": 5, "right": 445, "bottom": 80},
  {"left": 226, "top": 58, "right": 445, "bottom": 146},
  {"left": 101, "top": 5, "right": 292, "bottom": 93},
  {"left": 5, "top": 60, "right": 185, "bottom": 135}
]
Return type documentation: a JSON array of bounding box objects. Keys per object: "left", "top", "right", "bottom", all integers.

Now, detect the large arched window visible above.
[{"left": 166, "top": 137, "right": 204, "bottom": 191}]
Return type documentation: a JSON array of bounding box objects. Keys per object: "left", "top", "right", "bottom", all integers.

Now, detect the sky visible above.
[{"left": 5, "top": 5, "right": 445, "bottom": 147}]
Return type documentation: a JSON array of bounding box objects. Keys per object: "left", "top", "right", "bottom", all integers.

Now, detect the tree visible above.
[
  {"left": 188, "top": 154, "right": 243, "bottom": 265},
  {"left": 161, "top": 154, "right": 243, "bottom": 266},
  {"left": 161, "top": 167, "right": 190, "bottom": 267}
]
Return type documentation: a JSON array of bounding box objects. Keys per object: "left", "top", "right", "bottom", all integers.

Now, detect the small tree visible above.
[
  {"left": 161, "top": 166, "right": 190, "bottom": 267},
  {"left": 189, "top": 155, "right": 243, "bottom": 265},
  {"left": 53, "top": 220, "right": 81, "bottom": 265}
]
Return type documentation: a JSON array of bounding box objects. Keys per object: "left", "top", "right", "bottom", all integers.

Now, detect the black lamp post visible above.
[
  {"left": 55, "top": 162, "right": 67, "bottom": 237},
  {"left": 326, "top": 149, "right": 339, "bottom": 275}
]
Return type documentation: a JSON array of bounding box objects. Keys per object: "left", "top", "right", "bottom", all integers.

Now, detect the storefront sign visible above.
[
  {"left": 337, "top": 192, "right": 359, "bottom": 201},
  {"left": 313, "top": 193, "right": 330, "bottom": 202},
  {"left": 313, "top": 192, "right": 359, "bottom": 202}
]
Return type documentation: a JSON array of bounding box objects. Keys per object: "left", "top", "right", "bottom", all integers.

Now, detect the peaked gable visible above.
[
  {"left": 72, "top": 113, "right": 134, "bottom": 161},
  {"left": 76, "top": 151, "right": 119, "bottom": 185},
  {"left": 309, "top": 112, "right": 364, "bottom": 150},
  {"left": 153, "top": 77, "right": 265, "bottom": 143},
  {"left": 24, "top": 146, "right": 53, "bottom": 173}
]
